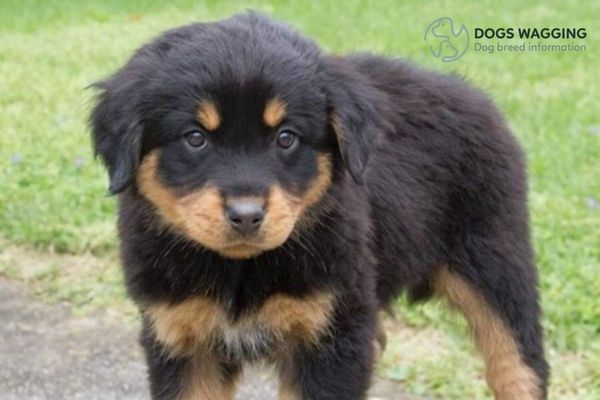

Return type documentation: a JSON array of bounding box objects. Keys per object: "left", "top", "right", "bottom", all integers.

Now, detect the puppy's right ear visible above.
[{"left": 89, "top": 78, "right": 143, "bottom": 195}]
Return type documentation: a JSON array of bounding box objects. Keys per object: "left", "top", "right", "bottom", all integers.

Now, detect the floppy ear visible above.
[
  {"left": 322, "top": 56, "right": 386, "bottom": 184},
  {"left": 89, "top": 77, "right": 144, "bottom": 195}
]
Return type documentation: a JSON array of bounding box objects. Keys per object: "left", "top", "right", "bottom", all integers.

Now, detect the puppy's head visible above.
[{"left": 90, "top": 12, "right": 382, "bottom": 259}]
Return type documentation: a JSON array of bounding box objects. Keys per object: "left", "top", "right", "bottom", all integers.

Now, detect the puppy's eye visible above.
[
  {"left": 276, "top": 130, "right": 296, "bottom": 149},
  {"left": 185, "top": 131, "right": 207, "bottom": 148}
]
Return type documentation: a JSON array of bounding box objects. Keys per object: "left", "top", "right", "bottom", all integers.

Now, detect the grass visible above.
[{"left": 0, "top": 0, "right": 599, "bottom": 398}]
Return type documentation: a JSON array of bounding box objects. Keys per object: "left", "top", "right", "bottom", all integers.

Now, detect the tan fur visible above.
[
  {"left": 301, "top": 154, "right": 333, "bottom": 208},
  {"left": 268, "top": 153, "right": 333, "bottom": 231},
  {"left": 263, "top": 98, "right": 287, "bottom": 127},
  {"left": 257, "top": 292, "right": 335, "bottom": 343},
  {"left": 176, "top": 188, "right": 232, "bottom": 255},
  {"left": 270, "top": 293, "right": 335, "bottom": 400},
  {"left": 277, "top": 383, "right": 301, "bottom": 400},
  {"left": 180, "top": 355, "right": 239, "bottom": 400},
  {"left": 330, "top": 113, "right": 346, "bottom": 147},
  {"left": 145, "top": 297, "right": 225, "bottom": 357},
  {"left": 137, "top": 151, "right": 185, "bottom": 227},
  {"left": 137, "top": 151, "right": 332, "bottom": 259},
  {"left": 146, "top": 291, "right": 335, "bottom": 360},
  {"left": 137, "top": 151, "right": 232, "bottom": 253},
  {"left": 197, "top": 100, "right": 221, "bottom": 131},
  {"left": 434, "top": 266, "right": 542, "bottom": 400},
  {"left": 217, "top": 244, "right": 264, "bottom": 259}
]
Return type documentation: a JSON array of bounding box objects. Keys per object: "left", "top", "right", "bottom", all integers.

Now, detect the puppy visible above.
[{"left": 90, "top": 12, "right": 549, "bottom": 400}]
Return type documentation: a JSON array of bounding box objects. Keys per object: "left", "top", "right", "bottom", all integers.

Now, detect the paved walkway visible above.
[{"left": 0, "top": 279, "right": 421, "bottom": 399}]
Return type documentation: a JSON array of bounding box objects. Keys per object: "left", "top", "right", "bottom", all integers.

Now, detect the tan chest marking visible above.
[
  {"left": 146, "top": 292, "right": 335, "bottom": 359},
  {"left": 255, "top": 292, "right": 335, "bottom": 342},
  {"left": 146, "top": 297, "right": 225, "bottom": 357}
]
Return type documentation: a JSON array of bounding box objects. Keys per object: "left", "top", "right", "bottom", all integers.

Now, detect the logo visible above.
[{"left": 424, "top": 17, "right": 469, "bottom": 62}]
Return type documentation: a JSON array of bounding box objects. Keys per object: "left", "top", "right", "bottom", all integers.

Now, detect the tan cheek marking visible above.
[
  {"left": 434, "top": 266, "right": 542, "bottom": 400},
  {"left": 260, "top": 154, "right": 332, "bottom": 247},
  {"left": 266, "top": 153, "right": 332, "bottom": 222},
  {"left": 197, "top": 100, "right": 221, "bottom": 131},
  {"left": 137, "top": 151, "right": 230, "bottom": 251},
  {"left": 137, "top": 151, "right": 183, "bottom": 228},
  {"left": 301, "top": 154, "right": 333, "bottom": 208},
  {"left": 263, "top": 98, "right": 287, "bottom": 127},
  {"left": 145, "top": 297, "right": 225, "bottom": 358},
  {"left": 257, "top": 292, "right": 335, "bottom": 344},
  {"left": 181, "top": 355, "right": 239, "bottom": 400},
  {"left": 256, "top": 185, "right": 300, "bottom": 251},
  {"left": 175, "top": 187, "right": 229, "bottom": 250}
]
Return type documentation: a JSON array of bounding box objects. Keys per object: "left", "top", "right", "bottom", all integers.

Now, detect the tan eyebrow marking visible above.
[
  {"left": 196, "top": 100, "right": 221, "bottom": 131},
  {"left": 263, "top": 97, "right": 287, "bottom": 127}
]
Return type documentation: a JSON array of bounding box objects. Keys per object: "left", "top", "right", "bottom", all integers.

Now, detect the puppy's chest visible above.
[{"left": 145, "top": 292, "right": 334, "bottom": 361}]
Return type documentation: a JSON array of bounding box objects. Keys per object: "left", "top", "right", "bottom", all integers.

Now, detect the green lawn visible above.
[{"left": 1, "top": 1, "right": 598, "bottom": 398}]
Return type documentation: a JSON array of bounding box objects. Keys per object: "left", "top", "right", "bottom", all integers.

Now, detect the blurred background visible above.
[{"left": 0, "top": 1, "right": 598, "bottom": 399}]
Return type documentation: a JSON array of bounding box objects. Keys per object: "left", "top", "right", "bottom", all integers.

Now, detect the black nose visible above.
[{"left": 226, "top": 200, "right": 265, "bottom": 234}]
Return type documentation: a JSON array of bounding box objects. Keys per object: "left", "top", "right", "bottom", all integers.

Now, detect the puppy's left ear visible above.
[{"left": 322, "top": 56, "right": 387, "bottom": 184}]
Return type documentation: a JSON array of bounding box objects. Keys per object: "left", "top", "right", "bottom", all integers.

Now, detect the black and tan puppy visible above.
[{"left": 90, "top": 12, "right": 548, "bottom": 400}]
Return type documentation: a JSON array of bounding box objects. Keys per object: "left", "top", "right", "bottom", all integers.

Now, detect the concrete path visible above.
[{"left": 0, "top": 279, "right": 421, "bottom": 399}]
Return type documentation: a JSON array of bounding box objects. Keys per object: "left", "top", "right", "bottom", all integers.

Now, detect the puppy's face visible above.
[
  {"left": 136, "top": 84, "right": 333, "bottom": 259},
  {"left": 91, "top": 13, "right": 383, "bottom": 259}
]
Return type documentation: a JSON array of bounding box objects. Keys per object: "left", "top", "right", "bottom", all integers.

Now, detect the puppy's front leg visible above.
[
  {"left": 276, "top": 306, "right": 377, "bottom": 400},
  {"left": 140, "top": 324, "right": 240, "bottom": 400}
]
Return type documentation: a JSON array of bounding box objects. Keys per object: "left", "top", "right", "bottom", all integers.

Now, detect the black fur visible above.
[{"left": 90, "top": 12, "right": 548, "bottom": 399}]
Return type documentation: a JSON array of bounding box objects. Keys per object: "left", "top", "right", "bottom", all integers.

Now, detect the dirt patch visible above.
[
  {"left": 0, "top": 242, "right": 134, "bottom": 316},
  {"left": 0, "top": 278, "right": 147, "bottom": 400}
]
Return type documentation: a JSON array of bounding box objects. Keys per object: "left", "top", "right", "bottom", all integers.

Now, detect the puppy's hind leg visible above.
[{"left": 433, "top": 241, "right": 549, "bottom": 399}]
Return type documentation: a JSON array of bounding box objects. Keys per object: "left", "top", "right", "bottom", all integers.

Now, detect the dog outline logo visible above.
[{"left": 424, "top": 17, "right": 469, "bottom": 62}]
